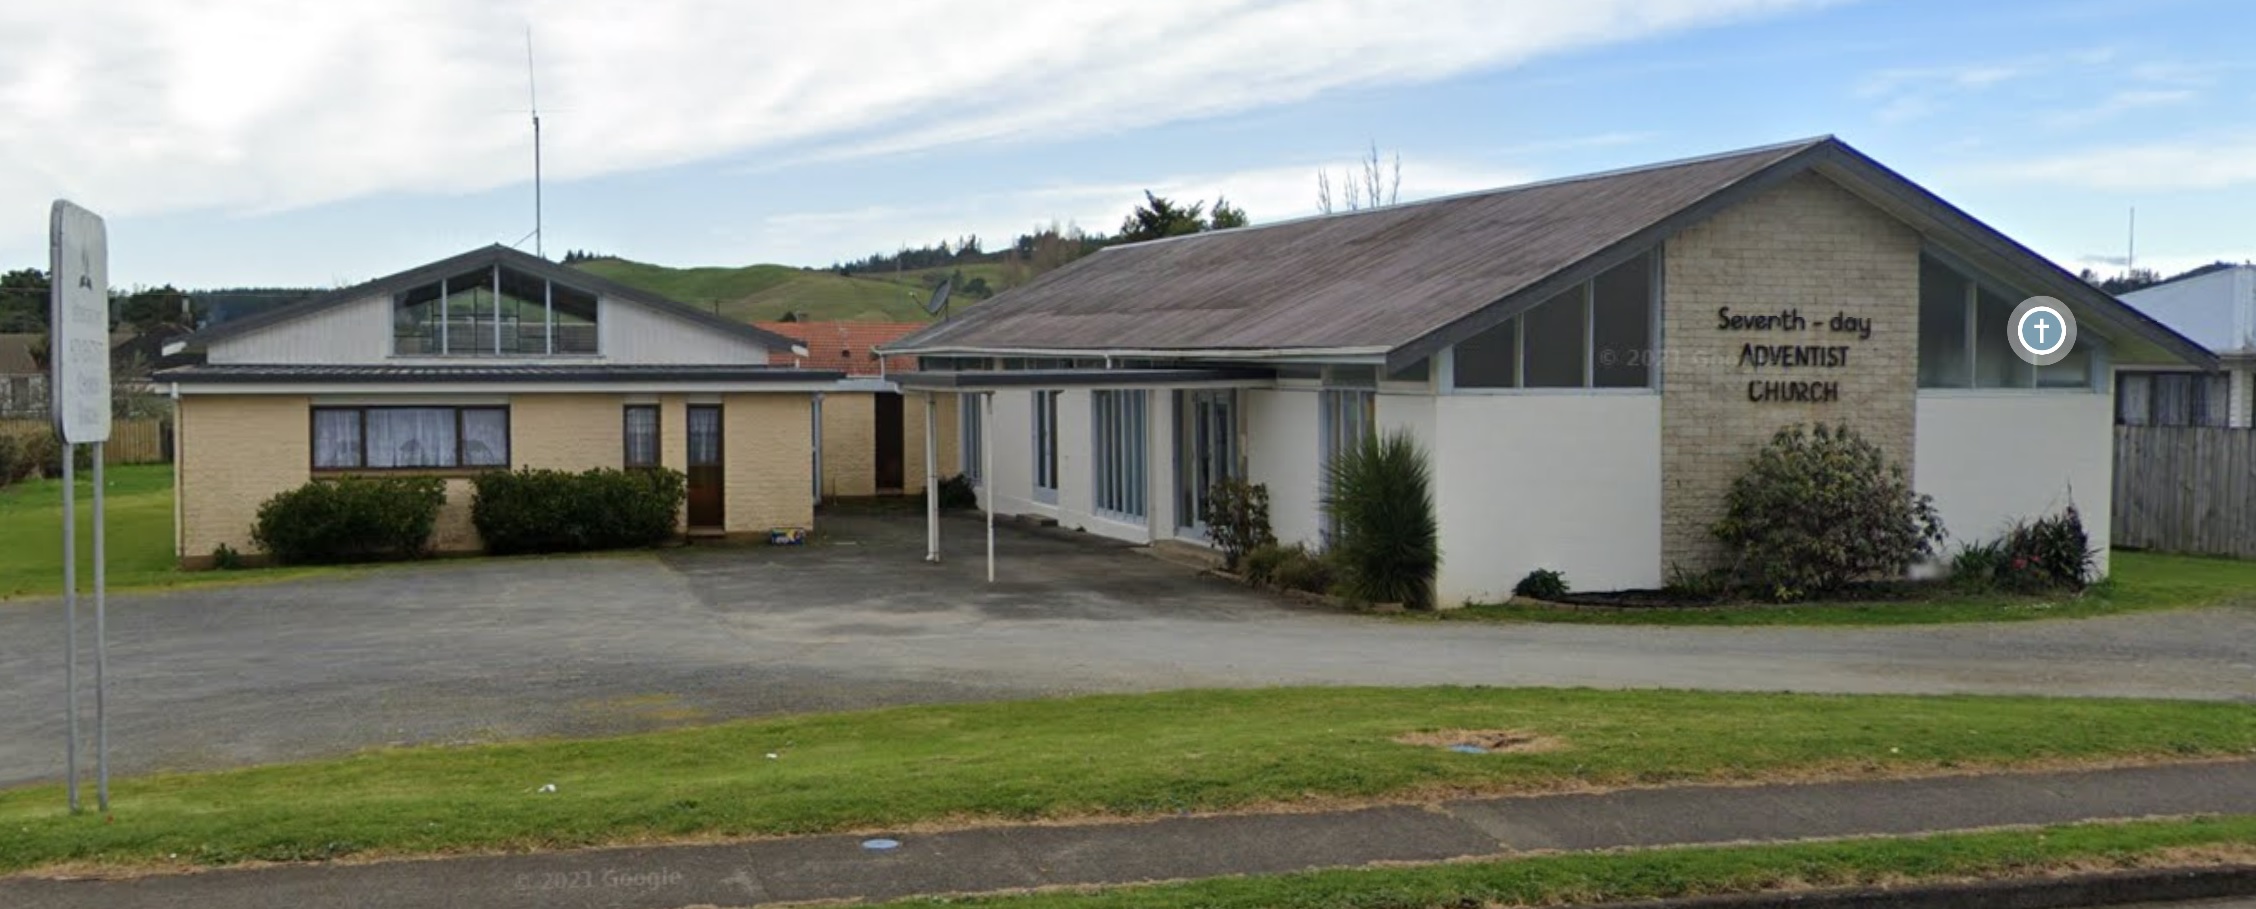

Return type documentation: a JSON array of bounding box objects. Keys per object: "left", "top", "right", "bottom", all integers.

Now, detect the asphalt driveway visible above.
[{"left": 2, "top": 514, "right": 2252, "bottom": 787}]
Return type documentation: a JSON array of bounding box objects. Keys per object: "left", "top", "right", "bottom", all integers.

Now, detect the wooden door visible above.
[
  {"left": 687, "top": 404, "right": 724, "bottom": 529},
  {"left": 874, "top": 392, "right": 905, "bottom": 492}
]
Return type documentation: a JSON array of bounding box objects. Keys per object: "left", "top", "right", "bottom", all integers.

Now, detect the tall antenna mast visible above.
[
  {"left": 2126, "top": 206, "right": 2135, "bottom": 277},
  {"left": 527, "top": 28, "right": 544, "bottom": 258}
]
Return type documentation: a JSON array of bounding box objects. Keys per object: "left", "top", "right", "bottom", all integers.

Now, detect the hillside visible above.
[{"left": 574, "top": 258, "right": 1010, "bottom": 323}]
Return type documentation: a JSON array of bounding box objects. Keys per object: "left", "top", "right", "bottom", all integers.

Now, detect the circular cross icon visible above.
[{"left": 2008, "top": 296, "right": 2077, "bottom": 366}]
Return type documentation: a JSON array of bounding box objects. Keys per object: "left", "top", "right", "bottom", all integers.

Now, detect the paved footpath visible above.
[{"left": 7, "top": 761, "right": 2256, "bottom": 909}]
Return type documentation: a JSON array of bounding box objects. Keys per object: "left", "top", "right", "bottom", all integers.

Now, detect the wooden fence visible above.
[
  {"left": 0, "top": 418, "right": 170, "bottom": 465},
  {"left": 2113, "top": 425, "right": 2256, "bottom": 559}
]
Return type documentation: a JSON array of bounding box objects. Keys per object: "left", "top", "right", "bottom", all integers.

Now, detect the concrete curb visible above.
[{"left": 1586, "top": 865, "right": 2256, "bottom": 909}]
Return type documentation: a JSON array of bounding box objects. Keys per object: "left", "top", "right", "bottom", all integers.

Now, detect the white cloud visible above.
[
  {"left": 0, "top": 0, "right": 1821, "bottom": 237},
  {"left": 1994, "top": 136, "right": 2256, "bottom": 191},
  {"left": 745, "top": 156, "right": 1536, "bottom": 266}
]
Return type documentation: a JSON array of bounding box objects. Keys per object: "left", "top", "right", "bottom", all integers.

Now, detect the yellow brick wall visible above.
[
  {"left": 722, "top": 393, "right": 815, "bottom": 533},
  {"left": 509, "top": 393, "right": 623, "bottom": 470},
  {"left": 902, "top": 391, "right": 962, "bottom": 492},
  {"left": 178, "top": 394, "right": 310, "bottom": 559},
  {"left": 820, "top": 393, "right": 879, "bottom": 498},
  {"left": 1660, "top": 172, "right": 1922, "bottom": 570}
]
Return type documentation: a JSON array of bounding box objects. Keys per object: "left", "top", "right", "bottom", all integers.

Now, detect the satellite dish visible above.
[{"left": 922, "top": 278, "right": 953, "bottom": 319}]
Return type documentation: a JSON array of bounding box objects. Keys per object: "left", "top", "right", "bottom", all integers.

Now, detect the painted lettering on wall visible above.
[{"left": 1715, "top": 307, "right": 1873, "bottom": 405}]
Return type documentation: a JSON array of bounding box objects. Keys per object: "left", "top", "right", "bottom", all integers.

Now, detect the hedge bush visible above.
[
  {"left": 1712, "top": 423, "right": 1945, "bottom": 601},
  {"left": 471, "top": 467, "right": 687, "bottom": 555},
  {"left": 252, "top": 476, "right": 448, "bottom": 565}
]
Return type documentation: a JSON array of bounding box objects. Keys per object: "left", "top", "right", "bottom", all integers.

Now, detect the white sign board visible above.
[{"left": 50, "top": 201, "right": 110, "bottom": 444}]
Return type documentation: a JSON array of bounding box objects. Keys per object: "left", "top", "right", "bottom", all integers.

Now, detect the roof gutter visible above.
[{"left": 874, "top": 344, "right": 1390, "bottom": 363}]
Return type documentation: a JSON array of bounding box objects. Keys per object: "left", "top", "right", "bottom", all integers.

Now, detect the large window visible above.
[
  {"left": 1452, "top": 251, "right": 1655, "bottom": 390},
  {"left": 1032, "top": 390, "right": 1059, "bottom": 504},
  {"left": 1092, "top": 389, "right": 1148, "bottom": 520},
  {"left": 393, "top": 265, "right": 599, "bottom": 356},
  {"left": 1918, "top": 252, "right": 2097, "bottom": 390},
  {"left": 623, "top": 405, "right": 660, "bottom": 467},
  {"left": 2118, "top": 372, "right": 2231, "bottom": 427},
  {"left": 312, "top": 406, "right": 510, "bottom": 470}
]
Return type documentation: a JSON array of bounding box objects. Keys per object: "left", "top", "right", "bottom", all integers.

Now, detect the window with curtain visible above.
[
  {"left": 312, "top": 406, "right": 509, "bottom": 470},
  {"left": 623, "top": 405, "right": 660, "bottom": 467}
]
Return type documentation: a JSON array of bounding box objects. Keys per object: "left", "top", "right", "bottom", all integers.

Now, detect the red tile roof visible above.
[{"left": 753, "top": 321, "right": 925, "bottom": 376}]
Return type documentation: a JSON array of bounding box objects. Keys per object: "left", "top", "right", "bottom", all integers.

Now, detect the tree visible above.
[
  {"left": 118, "top": 285, "right": 192, "bottom": 334},
  {"left": 1316, "top": 141, "right": 1403, "bottom": 214},
  {"left": 1210, "top": 196, "right": 1250, "bottom": 230},
  {"left": 1119, "top": 191, "right": 1208, "bottom": 242},
  {"left": 0, "top": 268, "right": 48, "bottom": 333}
]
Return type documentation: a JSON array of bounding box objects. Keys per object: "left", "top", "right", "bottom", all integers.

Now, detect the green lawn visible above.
[
  {"left": 872, "top": 815, "right": 2256, "bottom": 909},
  {"left": 0, "top": 465, "right": 339, "bottom": 600},
  {"left": 1441, "top": 550, "right": 2256, "bottom": 627},
  {"left": 3, "top": 687, "right": 2252, "bottom": 874}
]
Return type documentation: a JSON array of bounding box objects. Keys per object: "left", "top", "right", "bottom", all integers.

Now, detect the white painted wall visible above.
[
  {"left": 1432, "top": 393, "right": 1664, "bottom": 604},
  {"left": 2119, "top": 265, "right": 2256, "bottom": 356},
  {"left": 980, "top": 389, "right": 1043, "bottom": 518},
  {"left": 1245, "top": 386, "right": 1323, "bottom": 547},
  {"left": 209, "top": 294, "right": 392, "bottom": 363},
  {"left": 1914, "top": 391, "right": 2114, "bottom": 577},
  {"left": 208, "top": 293, "right": 771, "bottom": 366}
]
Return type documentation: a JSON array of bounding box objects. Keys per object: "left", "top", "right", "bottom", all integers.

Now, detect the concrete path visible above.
[
  {"left": 6, "top": 761, "right": 2254, "bottom": 908},
  {"left": 3, "top": 514, "right": 2253, "bottom": 785}
]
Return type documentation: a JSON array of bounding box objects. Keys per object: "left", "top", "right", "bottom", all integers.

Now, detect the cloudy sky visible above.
[{"left": 3, "top": 0, "right": 2251, "bottom": 289}]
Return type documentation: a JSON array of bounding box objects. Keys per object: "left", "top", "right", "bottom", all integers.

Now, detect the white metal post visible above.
[
  {"left": 93, "top": 442, "right": 107, "bottom": 811},
  {"left": 924, "top": 395, "right": 939, "bottom": 563},
  {"left": 983, "top": 391, "right": 994, "bottom": 583},
  {"left": 61, "top": 445, "right": 77, "bottom": 813}
]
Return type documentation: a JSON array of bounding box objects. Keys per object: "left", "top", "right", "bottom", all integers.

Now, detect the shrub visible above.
[
  {"left": 210, "top": 543, "right": 245, "bottom": 571},
  {"left": 1266, "top": 544, "right": 1335, "bottom": 596},
  {"left": 928, "top": 474, "right": 978, "bottom": 511},
  {"left": 1241, "top": 542, "right": 1292, "bottom": 586},
  {"left": 0, "top": 434, "right": 25, "bottom": 487},
  {"left": 1712, "top": 423, "right": 1944, "bottom": 602},
  {"left": 252, "top": 476, "right": 448, "bottom": 565},
  {"left": 471, "top": 467, "right": 688, "bottom": 556},
  {"left": 1321, "top": 430, "right": 1440, "bottom": 609},
  {"left": 1997, "top": 505, "right": 2095, "bottom": 593},
  {"left": 1663, "top": 563, "right": 1732, "bottom": 602},
  {"left": 1203, "top": 478, "right": 1275, "bottom": 572},
  {"left": 1949, "top": 538, "right": 2009, "bottom": 592},
  {"left": 1513, "top": 568, "right": 1569, "bottom": 601}
]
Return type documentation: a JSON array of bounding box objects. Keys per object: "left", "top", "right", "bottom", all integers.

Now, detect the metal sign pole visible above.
[
  {"left": 62, "top": 445, "right": 78, "bottom": 813},
  {"left": 93, "top": 442, "right": 108, "bottom": 811}
]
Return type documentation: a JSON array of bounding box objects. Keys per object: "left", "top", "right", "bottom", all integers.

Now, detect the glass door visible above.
[{"left": 1175, "top": 389, "right": 1238, "bottom": 536}]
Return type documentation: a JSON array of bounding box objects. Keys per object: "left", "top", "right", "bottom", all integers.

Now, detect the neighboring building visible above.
[
  {"left": 0, "top": 334, "right": 45, "bottom": 418},
  {"left": 2116, "top": 265, "right": 2255, "bottom": 427},
  {"left": 754, "top": 320, "right": 949, "bottom": 498},
  {"left": 157, "top": 245, "right": 860, "bottom": 566},
  {"left": 883, "top": 137, "right": 2213, "bottom": 604}
]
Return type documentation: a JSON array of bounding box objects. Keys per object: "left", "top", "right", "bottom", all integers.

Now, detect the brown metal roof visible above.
[
  {"left": 886, "top": 136, "right": 2213, "bottom": 372},
  {"left": 890, "top": 138, "right": 1823, "bottom": 356}
]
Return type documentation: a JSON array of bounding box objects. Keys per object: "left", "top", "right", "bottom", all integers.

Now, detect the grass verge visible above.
[
  {"left": 0, "top": 464, "right": 344, "bottom": 600},
  {"left": 1441, "top": 550, "right": 2256, "bottom": 626},
  {"left": 871, "top": 815, "right": 2256, "bottom": 909},
  {"left": 3, "top": 687, "right": 2252, "bottom": 874}
]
